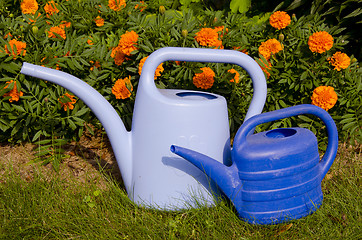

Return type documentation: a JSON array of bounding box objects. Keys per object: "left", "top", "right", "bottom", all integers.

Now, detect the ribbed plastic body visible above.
[
  {"left": 131, "top": 89, "right": 230, "bottom": 208},
  {"left": 235, "top": 127, "right": 323, "bottom": 224},
  {"left": 171, "top": 105, "right": 338, "bottom": 224}
]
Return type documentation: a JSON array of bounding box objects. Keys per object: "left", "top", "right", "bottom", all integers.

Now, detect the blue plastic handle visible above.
[
  {"left": 138, "top": 47, "right": 267, "bottom": 121},
  {"left": 233, "top": 104, "right": 338, "bottom": 179}
]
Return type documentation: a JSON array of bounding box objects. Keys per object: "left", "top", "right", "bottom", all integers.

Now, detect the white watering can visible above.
[{"left": 20, "top": 47, "right": 267, "bottom": 210}]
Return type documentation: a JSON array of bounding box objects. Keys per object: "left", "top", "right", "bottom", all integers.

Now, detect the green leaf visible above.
[
  {"left": 230, "top": 0, "right": 251, "bottom": 13},
  {"left": 67, "top": 118, "right": 77, "bottom": 130},
  {"left": 12, "top": 105, "right": 26, "bottom": 112},
  {"left": 72, "top": 57, "right": 84, "bottom": 70},
  {"left": 32, "top": 130, "right": 42, "bottom": 142},
  {"left": 344, "top": 8, "right": 362, "bottom": 18},
  {"left": 73, "top": 107, "right": 89, "bottom": 117},
  {"left": 298, "top": 115, "right": 313, "bottom": 122}
]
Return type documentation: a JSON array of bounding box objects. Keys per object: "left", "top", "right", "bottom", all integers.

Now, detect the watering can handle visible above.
[
  {"left": 234, "top": 104, "right": 338, "bottom": 179},
  {"left": 138, "top": 47, "right": 267, "bottom": 121}
]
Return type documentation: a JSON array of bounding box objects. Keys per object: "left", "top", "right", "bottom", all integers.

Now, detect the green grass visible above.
[{"left": 0, "top": 147, "right": 361, "bottom": 239}]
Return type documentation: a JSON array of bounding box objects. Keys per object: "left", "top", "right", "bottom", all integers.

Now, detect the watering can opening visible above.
[
  {"left": 265, "top": 128, "right": 297, "bottom": 138},
  {"left": 175, "top": 91, "right": 217, "bottom": 100}
]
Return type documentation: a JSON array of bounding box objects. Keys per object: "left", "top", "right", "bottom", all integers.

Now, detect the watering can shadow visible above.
[
  {"left": 20, "top": 47, "right": 267, "bottom": 210},
  {"left": 171, "top": 104, "right": 338, "bottom": 224}
]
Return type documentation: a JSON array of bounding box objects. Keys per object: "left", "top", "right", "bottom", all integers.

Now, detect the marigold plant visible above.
[
  {"left": 21, "top": 0, "right": 39, "bottom": 15},
  {"left": 269, "top": 11, "right": 291, "bottom": 30},
  {"left": 5, "top": 39, "right": 26, "bottom": 59},
  {"left": 108, "top": 0, "right": 126, "bottom": 11},
  {"left": 58, "top": 93, "right": 77, "bottom": 111},
  {"left": 0, "top": 0, "right": 360, "bottom": 147},
  {"left": 258, "top": 39, "right": 283, "bottom": 60},
  {"left": 311, "top": 86, "right": 338, "bottom": 111},
  {"left": 258, "top": 58, "right": 272, "bottom": 79},
  {"left": 44, "top": 1, "right": 59, "bottom": 18},
  {"left": 59, "top": 21, "right": 71, "bottom": 28},
  {"left": 228, "top": 69, "right": 240, "bottom": 83},
  {"left": 193, "top": 67, "right": 215, "bottom": 89},
  {"left": 48, "top": 26, "right": 66, "bottom": 39},
  {"left": 328, "top": 51, "right": 350, "bottom": 71},
  {"left": 117, "top": 31, "right": 139, "bottom": 56},
  {"left": 214, "top": 26, "right": 228, "bottom": 37},
  {"left": 111, "top": 47, "right": 127, "bottom": 66},
  {"left": 308, "top": 31, "right": 333, "bottom": 53},
  {"left": 2, "top": 80, "right": 24, "bottom": 102},
  {"left": 135, "top": 1, "right": 146, "bottom": 12},
  {"left": 89, "top": 61, "right": 101, "bottom": 71},
  {"left": 138, "top": 56, "right": 164, "bottom": 79},
  {"left": 94, "top": 16, "right": 104, "bottom": 27},
  {"left": 112, "top": 77, "right": 133, "bottom": 99},
  {"left": 194, "top": 28, "right": 223, "bottom": 49}
]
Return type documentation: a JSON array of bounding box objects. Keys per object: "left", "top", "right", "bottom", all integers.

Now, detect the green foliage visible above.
[
  {"left": 0, "top": 0, "right": 360, "bottom": 149},
  {"left": 230, "top": 0, "right": 251, "bottom": 13}
]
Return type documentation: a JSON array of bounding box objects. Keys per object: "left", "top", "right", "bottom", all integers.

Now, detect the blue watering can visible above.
[
  {"left": 171, "top": 104, "right": 338, "bottom": 224},
  {"left": 20, "top": 47, "right": 267, "bottom": 210}
]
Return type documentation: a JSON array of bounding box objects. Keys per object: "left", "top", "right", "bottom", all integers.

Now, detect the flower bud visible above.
[
  {"left": 159, "top": 6, "right": 165, "bottom": 14},
  {"left": 32, "top": 26, "right": 39, "bottom": 34},
  {"left": 292, "top": 13, "right": 297, "bottom": 21},
  {"left": 181, "top": 29, "right": 188, "bottom": 38},
  {"left": 278, "top": 33, "right": 284, "bottom": 42},
  {"left": 351, "top": 58, "right": 357, "bottom": 63},
  {"left": 9, "top": 14, "right": 14, "bottom": 18}
]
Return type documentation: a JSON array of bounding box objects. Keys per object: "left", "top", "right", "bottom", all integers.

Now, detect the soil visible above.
[{"left": 0, "top": 131, "right": 124, "bottom": 189}]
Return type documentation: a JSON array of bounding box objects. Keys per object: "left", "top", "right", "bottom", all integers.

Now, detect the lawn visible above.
[{"left": 0, "top": 139, "right": 360, "bottom": 239}]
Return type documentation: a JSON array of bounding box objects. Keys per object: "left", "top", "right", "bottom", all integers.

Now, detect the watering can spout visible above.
[
  {"left": 20, "top": 62, "right": 133, "bottom": 191},
  {"left": 170, "top": 145, "right": 241, "bottom": 200}
]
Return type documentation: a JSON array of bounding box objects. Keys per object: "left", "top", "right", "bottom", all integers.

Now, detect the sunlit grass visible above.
[{"left": 0, "top": 146, "right": 360, "bottom": 239}]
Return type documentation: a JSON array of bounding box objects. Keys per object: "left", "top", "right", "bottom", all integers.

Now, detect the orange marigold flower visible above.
[
  {"left": 118, "top": 31, "right": 139, "bottom": 56},
  {"left": 48, "top": 26, "right": 66, "bottom": 39},
  {"left": 193, "top": 67, "right": 215, "bottom": 89},
  {"left": 138, "top": 56, "right": 164, "bottom": 79},
  {"left": 195, "top": 28, "right": 223, "bottom": 49},
  {"left": 311, "top": 86, "right": 337, "bottom": 111},
  {"left": 2, "top": 80, "right": 24, "bottom": 102},
  {"left": 44, "top": 1, "right": 59, "bottom": 18},
  {"left": 58, "top": 93, "right": 77, "bottom": 111},
  {"left": 258, "top": 38, "right": 283, "bottom": 60},
  {"left": 308, "top": 31, "right": 333, "bottom": 54},
  {"left": 109, "top": 0, "right": 126, "bottom": 11},
  {"left": 269, "top": 11, "right": 291, "bottom": 30},
  {"left": 4, "top": 32, "right": 13, "bottom": 38},
  {"left": 111, "top": 46, "right": 127, "bottom": 66},
  {"left": 112, "top": 76, "right": 133, "bottom": 99},
  {"left": 228, "top": 69, "right": 240, "bottom": 83},
  {"left": 258, "top": 58, "right": 272, "bottom": 79},
  {"left": 59, "top": 21, "right": 71, "bottom": 28},
  {"left": 87, "top": 36, "right": 94, "bottom": 45},
  {"left": 5, "top": 39, "right": 27, "bottom": 59},
  {"left": 89, "top": 60, "right": 101, "bottom": 71},
  {"left": 135, "top": 1, "right": 146, "bottom": 12},
  {"left": 21, "top": 0, "right": 39, "bottom": 15},
  {"left": 94, "top": 16, "right": 104, "bottom": 27},
  {"left": 328, "top": 51, "right": 350, "bottom": 71}
]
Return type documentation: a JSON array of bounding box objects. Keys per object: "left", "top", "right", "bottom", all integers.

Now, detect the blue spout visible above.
[{"left": 170, "top": 145, "right": 241, "bottom": 202}]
